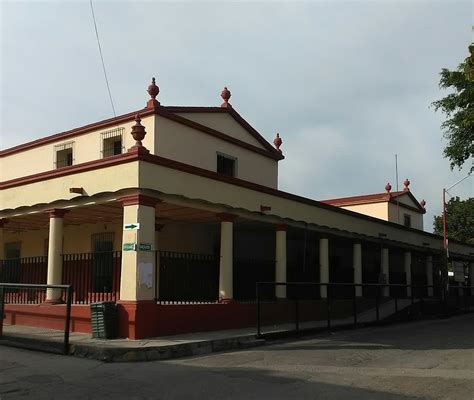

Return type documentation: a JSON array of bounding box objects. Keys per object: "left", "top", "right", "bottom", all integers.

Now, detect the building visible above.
[
  {"left": 1, "top": 78, "right": 473, "bottom": 339},
  {"left": 321, "top": 180, "right": 427, "bottom": 230}
]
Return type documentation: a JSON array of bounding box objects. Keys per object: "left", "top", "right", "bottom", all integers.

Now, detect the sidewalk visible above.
[{"left": 0, "top": 298, "right": 422, "bottom": 362}]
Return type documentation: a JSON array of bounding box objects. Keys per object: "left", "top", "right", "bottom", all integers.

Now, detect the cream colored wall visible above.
[
  {"left": 174, "top": 112, "right": 267, "bottom": 149},
  {"left": 3, "top": 223, "right": 123, "bottom": 257},
  {"left": 388, "top": 203, "right": 423, "bottom": 230},
  {"left": 154, "top": 115, "right": 278, "bottom": 188},
  {"left": 0, "top": 116, "right": 154, "bottom": 182},
  {"left": 158, "top": 222, "right": 218, "bottom": 254},
  {"left": 341, "top": 203, "right": 388, "bottom": 221},
  {"left": 4, "top": 229, "right": 48, "bottom": 257},
  {"left": 139, "top": 162, "right": 474, "bottom": 257},
  {"left": 1, "top": 161, "right": 139, "bottom": 211},
  {"left": 395, "top": 193, "right": 419, "bottom": 207}
]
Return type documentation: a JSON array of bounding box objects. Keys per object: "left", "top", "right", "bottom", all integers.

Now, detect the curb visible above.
[{"left": 70, "top": 335, "right": 266, "bottom": 362}]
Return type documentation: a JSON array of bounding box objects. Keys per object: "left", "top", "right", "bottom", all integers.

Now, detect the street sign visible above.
[
  {"left": 124, "top": 223, "right": 140, "bottom": 230},
  {"left": 138, "top": 243, "right": 152, "bottom": 251},
  {"left": 123, "top": 243, "right": 136, "bottom": 251}
]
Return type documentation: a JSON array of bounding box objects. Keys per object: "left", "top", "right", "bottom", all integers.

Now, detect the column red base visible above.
[{"left": 117, "top": 300, "right": 159, "bottom": 339}]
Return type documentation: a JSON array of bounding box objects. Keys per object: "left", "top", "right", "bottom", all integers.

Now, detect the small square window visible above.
[
  {"left": 217, "top": 153, "right": 236, "bottom": 177},
  {"left": 403, "top": 214, "right": 411, "bottom": 228},
  {"left": 101, "top": 128, "right": 124, "bottom": 158},
  {"left": 56, "top": 148, "right": 73, "bottom": 168}
]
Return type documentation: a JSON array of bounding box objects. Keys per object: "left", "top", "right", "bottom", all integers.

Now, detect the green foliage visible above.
[
  {"left": 433, "top": 197, "right": 474, "bottom": 244},
  {"left": 432, "top": 44, "right": 474, "bottom": 170}
]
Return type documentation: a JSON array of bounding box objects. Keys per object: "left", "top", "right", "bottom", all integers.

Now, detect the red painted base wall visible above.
[{"left": 4, "top": 304, "right": 92, "bottom": 334}]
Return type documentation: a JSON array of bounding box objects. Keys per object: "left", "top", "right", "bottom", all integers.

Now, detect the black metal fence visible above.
[
  {"left": 256, "top": 282, "right": 474, "bottom": 338},
  {"left": 156, "top": 251, "right": 219, "bottom": 303},
  {"left": 0, "top": 283, "right": 72, "bottom": 354},
  {"left": 0, "top": 257, "right": 48, "bottom": 285}
]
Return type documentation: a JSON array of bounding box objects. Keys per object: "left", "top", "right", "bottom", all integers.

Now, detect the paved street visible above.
[{"left": 1, "top": 314, "right": 473, "bottom": 400}]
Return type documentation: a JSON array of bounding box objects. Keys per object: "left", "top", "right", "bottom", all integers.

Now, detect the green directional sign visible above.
[
  {"left": 124, "top": 223, "right": 140, "bottom": 230},
  {"left": 123, "top": 243, "right": 136, "bottom": 251},
  {"left": 138, "top": 243, "right": 152, "bottom": 251}
]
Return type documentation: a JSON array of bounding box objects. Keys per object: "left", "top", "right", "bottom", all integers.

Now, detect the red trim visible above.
[
  {"left": 0, "top": 106, "right": 283, "bottom": 162},
  {"left": 274, "top": 223, "right": 288, "bottom": 231},
  {"left": 69, "top": 187, "right": 84, "bottom": 194},
  {"left": 46, "top": 208, "right": 69, "bottom": 218},
  {"left": 119, "top": 194, "right": 161, "bottom": 207},
  {"left": 0, "top": 149, "right": 468, "bottom": 247},
  {"left": 158, "top": 107, "right": 283, "bottom": 160},
  {"left": 321, "top": 191, "right": 426, "bottom": 214},
  {"left": 0, "top": 152, "right": 138, "bottom": 190},
  {"left": 0, "top": 109, "right": 155, "bottom": 157},
  {"left": 216, "top": 212, "right": 238, "bottom": 222},
  {"left": 163, "top": 106, "right": 282, "bottom": 158}
]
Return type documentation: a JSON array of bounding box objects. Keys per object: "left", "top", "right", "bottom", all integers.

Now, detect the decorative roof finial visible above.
[
  {"left": 403, "top": 178, "right": 410, "bottom": 192},
  {"left": 221, "top": 86, "right": 231, "bottom": 108},
  {"left": 273, "top": 133, "right": 282, "bottom": 153},
  {"left": 128, "top": 112, "right": 149, "bottom": 155},
  {"left": 385, "top": 182, "right": 392, "bottom": 193},
  {"left": 146, "top": 77, "right": 160, "bottom": 109},
  {"left": 420, "top": 199, "right": 426, "bottom": 209}
]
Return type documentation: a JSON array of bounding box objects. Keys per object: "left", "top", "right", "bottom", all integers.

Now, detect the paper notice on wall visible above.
[{"left": 138, "top": 262, "right": 153, "bottom": 288}]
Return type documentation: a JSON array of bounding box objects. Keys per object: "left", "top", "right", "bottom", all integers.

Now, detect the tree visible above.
[
  {"left": 432, "top": 44, "right": 474, "bottom": 170},
  {"left": 433, "top": 197, "right": 474, "bottom": 244}
]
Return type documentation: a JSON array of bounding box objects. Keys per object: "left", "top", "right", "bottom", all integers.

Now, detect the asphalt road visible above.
[{"left": 1, "top": 314, "right": 473, "bottom": 400}]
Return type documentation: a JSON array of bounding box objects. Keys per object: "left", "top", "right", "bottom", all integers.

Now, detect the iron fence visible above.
[
  {"left": 156, "top": 251, "right": 219, "bottom": 303},
  {"left": 256, "top": 282, "right": 473, "bottom": 338},
  {"left": 62, "top": 252, "right": 121, "bottom": 304},
  {"left": 0, "top": 257, "right": 48, "bottom": 285},
  {"left": 0, "top": 283, "right": 72, "bottom": 354}
]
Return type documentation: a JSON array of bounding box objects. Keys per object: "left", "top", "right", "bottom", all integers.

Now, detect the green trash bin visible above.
[{"left": 90, "top": 302, "right": 118, "bottom": 339}]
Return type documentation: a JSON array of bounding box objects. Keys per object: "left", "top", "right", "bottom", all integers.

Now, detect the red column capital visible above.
[
  {"left": 119, "top": 194, "right": 161, "bottom": 207},
  {"left": 46, "top": 209, "right": 69, "bottom": 218},
  {"left": 216, "top": 212, "right": 238, "bottom": 222}
]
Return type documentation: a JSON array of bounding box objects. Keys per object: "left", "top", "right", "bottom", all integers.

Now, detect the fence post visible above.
[
  {"left": 353, "top": 284, "right": 357, "bottom": 326},
  {"left": 63, "top": 285, "right": 72, "bottom": 355},
  {"left": 326, "top": 284, "right": 331, "bottom": 329},
  {"left": 375, "top": 285, "right": 380, "bottom": 322},
  {"left": 295, "top": 294, "right": 299, "bottom": 332},
  {"left": 256, "top": 283, "right": 261, "bottom": 338}
]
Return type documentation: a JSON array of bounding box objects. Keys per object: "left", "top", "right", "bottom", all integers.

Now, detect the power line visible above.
[{"left": 90, "top": 0, "right": 116, "bottom": 117}]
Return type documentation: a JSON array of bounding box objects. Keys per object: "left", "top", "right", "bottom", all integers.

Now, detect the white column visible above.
[
  {"left": 319, "top": 238, "right": 329, "bottom": 298},
  {"left": 46, "top": 209, "right": 68, "bottom": 302},
  {"left": 218, "top": 214, "right": 235, "bottom": 301},
  {"left": 353, "top": 243, "right": 362, "bottom": 297},
  {"left": 120, "top": 195, "right": 158, "bottom": 301},
  {"left": 381, "top": 248, "right": 390, "bottom": 297},
  {"left": 275, "top": 225, "right": 287, "bottom": 299},
  {"left": 426, "top": 255, "right": 434, "bottom": 297},
  {"left": 404, "top": 251, "right": 412, "bottom": 297}
]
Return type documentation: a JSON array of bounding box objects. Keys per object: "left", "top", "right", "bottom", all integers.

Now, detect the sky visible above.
[{"left": 1, "top": 0, "right": 473, "bottom": 232}]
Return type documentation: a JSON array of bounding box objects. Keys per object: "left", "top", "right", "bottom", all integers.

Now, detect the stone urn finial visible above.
[
  {"left": 273, "top": 133, "right": 282, "bottom": 153},
  {"left": 221, "top": 86, "right": 231, "bottom": 108},
  {"left": 131, "top": 113, "right": 146, "bottom": 147},
  {"left": 146, "top": 77, "right": 160, "bottom": 109},
  {"left": 420, "top": 199, "right": 426, "bottom": 209},
  {"left": 403, "top": 178, "right": 410, "bottom": 192},
  {"left": 385, "top": 182, "right": 392, "bottom": 193}
]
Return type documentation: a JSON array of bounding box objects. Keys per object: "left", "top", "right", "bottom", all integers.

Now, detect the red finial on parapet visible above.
[
  {"left": 273, "top": 133, "right": 282, "bottom": 153},
  {"left": 221, "top": 86, "right": 231, "bottom": 108},
  {"left": 420, "top": 199, "right": 426, "bottom": 209},
  {"left": 128, "top": 113, "right": 149, "bottom": 155},
  {"left": 403, "top": 178, "right": 410, "bottom": 192},
  {"left": 146, "top": 77, "right": 160, "bottom": 109},
  {"left": 385, "top": 182, "right": 392, "bottom": 193}
]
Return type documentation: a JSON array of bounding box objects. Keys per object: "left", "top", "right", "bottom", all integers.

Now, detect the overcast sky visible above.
[{"left": 1, "top": 0, "right": 473, "bottom": 232}]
